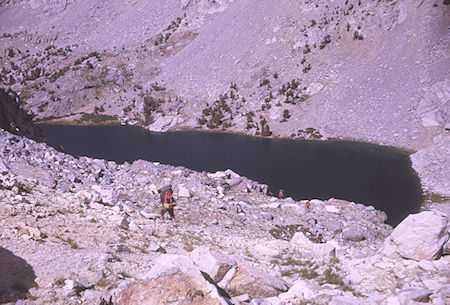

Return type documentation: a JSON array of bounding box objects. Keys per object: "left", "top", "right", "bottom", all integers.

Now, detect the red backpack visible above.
[{"left": 164, "top": 190, "right": 174, "bottom": 204}]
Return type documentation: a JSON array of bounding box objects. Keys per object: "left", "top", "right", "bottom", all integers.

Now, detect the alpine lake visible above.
[{"left": 40, "top": 124, "right": 423, "bottom": 226}]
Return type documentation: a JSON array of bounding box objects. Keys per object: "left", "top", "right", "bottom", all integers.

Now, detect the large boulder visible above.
[
  {"left": 221, "top": 262, "right": 288, "bottom": 299},
  {"left": 190, "top": 246, "right": 234, "bottom": 283},
  {"left": 91, "top": 185, "right": 113, "bottom": 204},
  {"left": 246, "top": 240, "right": 289, "bottom": 263},
  {"left": 276, "top": 280, "right": 315, "bottom": 304},
  {"left": 116, "top": 273, "right": 226, "bottom": 305},
  {"left": 177, "top": 184, "right": 191, "bottom": 198},
  {"left": 290, "top": 232, "right": 336, "bottom": 258},
  {"left": 116, "top": 254, "right": 230, "bottom": 305},
  {"left": 397, "top": 288, "right": 432, "bottom": 303},
  {"left": 380, "top": 211, "right": 449, "bottom": 260}
]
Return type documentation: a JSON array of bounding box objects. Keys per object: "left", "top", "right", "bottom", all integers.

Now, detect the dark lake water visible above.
[{"left": 40, "top": 124, "right": 422, "bottom": 226}]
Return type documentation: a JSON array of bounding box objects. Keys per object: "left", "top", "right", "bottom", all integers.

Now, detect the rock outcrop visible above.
[
  {"left": 381, "top": 210, "right": 450, "bottom": 261},
  {"left": 116, "top": 254, "right": 230, "bottom": 305},
  {"left": 0, "top": 89, "right": 47, "bottom": 142}
]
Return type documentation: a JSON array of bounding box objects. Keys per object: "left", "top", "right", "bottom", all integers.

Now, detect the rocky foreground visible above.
[{"left": 0, "top": 128, "right": 449, "bottom": 305}]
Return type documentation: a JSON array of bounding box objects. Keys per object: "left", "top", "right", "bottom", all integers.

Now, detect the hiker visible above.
[
  {"left": 278, "top": 189, "right": 285, "bottom": 199},
  {"left": 158, "top": 184, "right": 177, "bottom": 221},
  {"left": 305, "top": 200, "right": 310, "bottom": 209},
  {"left": 317, "top": 233, "right": 324, "bottom": 243}
]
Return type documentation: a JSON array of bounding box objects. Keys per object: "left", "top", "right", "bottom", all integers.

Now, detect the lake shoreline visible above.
[{"left": 39, "top": 123, "right": 423, "bottom": 226}]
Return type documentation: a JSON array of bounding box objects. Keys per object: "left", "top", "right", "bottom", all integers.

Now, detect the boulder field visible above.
[{"left": 0, "top": 128, "right": 449, "bottom": 304}]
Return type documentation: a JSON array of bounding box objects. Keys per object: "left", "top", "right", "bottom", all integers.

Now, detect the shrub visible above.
[
  {"left": 319, "top": 35, "right": 331, "bottom": 49},
  {"left": 7, "top": 48, "right": 14, "bottom": 57},
  {"left": 303, "top": 44, "right": 311, "bottom": 54},
  {"left": 260, "top": 117, "right": 271, "bottom": 136},
  {"left": 74, "top": 52, "right": 99, "bottom": 65},
  {"left": 151, "top": 82, "right": 166, "bottom": 91},
  {"left": 143, "top": 96, "right": 164, "bottom": 124},
  {"left": 245, "top": 111, "right": 255, "bottom": 130},
  {"left": 49, "top": 66, "right": 69, "bottom": 82},
  {"left": 303, "top": 64, "right": 311, "bottom": 73},
  {"left": 259, "top": 78, "right": 270, "bottom": 87},
  {"left": 353, "top": 31, "right": 364, "bottom": 40},
  {"left": 206, "top": 108, "right": 224, "bottom": 129}
]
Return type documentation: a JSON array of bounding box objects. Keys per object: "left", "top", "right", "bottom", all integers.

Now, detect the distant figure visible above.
[
  {"left": 317, "top": 233, "right": 324, "bottom": 243},
  {"left": 278, "top": 189, "right": 285, "bottom": 199},
  {"left": 158, "top": 184, "right": 177, "bottom": 221},
  {"left": 305, "top": 200, "right": 310, "bottom": 209}
]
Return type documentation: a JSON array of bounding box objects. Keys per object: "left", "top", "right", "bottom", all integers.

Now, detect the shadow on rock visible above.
[
  {"left": 0, "top": 89, "right": 47, "bottom": 143},
  {"left": 0, "top": 247, "right": 36, "bottom": 303}
]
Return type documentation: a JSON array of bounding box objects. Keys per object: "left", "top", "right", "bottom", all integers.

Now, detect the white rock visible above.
[
  {"left": 143, "top": 254, "right": 230, "bottom": 304},
  {"left": 223, "top": 169, "right": 240, "bottom": 178},
  {"left": 330, "top": 296, "right": 360, "bottom": 305},
  {"left": 217, "top": 266, "right": 237, "bottom": 288},
  {"left": 432, "top": 297, "right": 447, "bottom": 305},
  {"left": 140, "top": 209, "right": 160, "bottom": 219},
  {"left": 91, "top": 185, "right": 113, "bottom": 203},
  {"left": 325, "top": 205, "right": 340, "bottom": 214},
  {"left": 65, "top": 277, "right": 90, "bottom": 291},
  {"left": 290, "top": 232, "right": 336, "bottom": 258},
  {"left": 278, "top": 279, "right": 314, "bottom": 302},
  {"left": 384, "top": 296, "right": 401, "bottom": 305},
  {"left": 178, "top": 184, "right": 191, "bottom": 198},
  {"left": 148, "top": 183, "right": 158, "bottom": 194},
  {"left": 248, "top": 240, "right": 287, "bottom": 262},
  {"left": 310, "top": 199, "right": 324, "bottom": 205},
  {"left": 418, "top": 260, "right": 435, "bottom": 272},
  {"left": 25, "top": 226, "right": 41, "bottom": 239},
  {"left": 90, "top": 202, "right": 104, "bottom": 210},
  {"left": 305, "top": 82, "right": 324, "bottom": 96},
  {"left": 231, "top": 294, "right": 250, "bottom": 304},
  {"left": 261, "top": 296, "right": 282, "bottom": 305},
  {"left": 171, "top": 169, "right": 182, "bottom": 175},
  {"left": 422, "top": 279, "right": 443, "bottom": 291},
  {"left": 128, "top": 221, "right": 140, "bottom": 232},
  {"left": 269, "top": 107, "right": 283, "bottom": 120},
  {"left": 149, "top": 116, "right": 174, "bottom": 132},
  {"left": 208, "top": 171, "right": 227, "bottom": 179},
  {"left": 380, "top": 211, "right": 449, "bottom": 260},
  {"left": 397, "top": 288, "right": 432, "bottom": 303},
  {"left": 260, "top": 202, "right": 281, "bottom": 209},
  {"left": 108, "top": 214, "right": 124, "bottom": 224},
  {"left": 190, "top": 246, "right": 234, "bottom": 282},
  {"left": 347, "top": 270, "right": 364, "bottom": 285},
  {"left": 82, "top": 290, "right": 106, "bottom": 300}
]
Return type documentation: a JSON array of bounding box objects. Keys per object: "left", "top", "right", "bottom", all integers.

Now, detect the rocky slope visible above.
[
  {"left": 0, "top": 0, "right": 449, "bottom": 197},
  {"left": 0, "top": 128, "right": 449, "bottom": 305},
  {"left": 0, "top": 1, "right": 450, "bottom": 304}
]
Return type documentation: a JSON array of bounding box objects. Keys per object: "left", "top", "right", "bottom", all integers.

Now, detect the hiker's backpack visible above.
[
  {"left": 164, "top": 190, "right": 174, "bottom": 204},
  {"left": 158, "top": 184, "right": 172, "bottom": 201}
]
